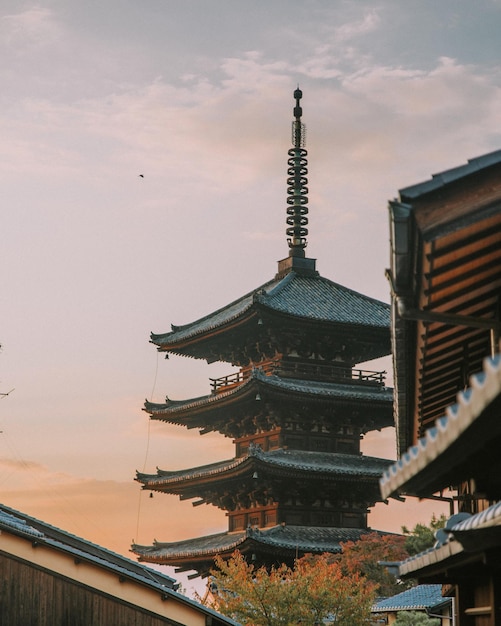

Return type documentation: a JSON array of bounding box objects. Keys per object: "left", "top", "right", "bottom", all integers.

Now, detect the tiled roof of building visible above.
[
  {"left": 372, "top": 584, "right": 448, "bottom": 612},
  {"left": 445, "top": 501, "right": 501, "bottom": 552},
  {"left": 0, "top": 504, "right": 239, "bottom": 625},
  {"left": 380, "top": 353, "right": 501, "bottom": 500},
  {"left": 133, "top": 524, "right": 373, "bottom": 562},
  {"left": 145, "top": 368, "right": 393, "bottom": 416},
  {"left": 450, "top": 500, "right": 501, "bottom": 533},
  {"left": 395, "top": 506, "right": 501, "bottom": 579},
  {"left": 151, "top": 271, "right": 390, "bottom": 347},
  {"left": 0, "top": 504, "right": 176, "bottom": 589},
  {"left": 137, "top": 447, "right": 393, "bottom": 486},
  {"left": 399, "top": 149, "right": 501, "bottom": 200}
]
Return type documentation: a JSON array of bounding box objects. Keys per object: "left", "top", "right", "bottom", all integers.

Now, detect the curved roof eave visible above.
[
  {"left": 150, "top": 271, "right": 390, "bottom": 351},
  {"left": 144, "top": 369, "right": 394, "bottom": 420},
  {"left": 132, "top": 525, "right": 377, "bottom": 562},
  {"left": 136, "top": 448, "right": 394, "bottom": 488}
]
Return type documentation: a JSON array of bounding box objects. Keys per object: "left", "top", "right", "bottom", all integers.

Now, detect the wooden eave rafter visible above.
[
  {"left": 154, "top": 305, "right": 390, "bottom": 364},
  {"left": 412, "top": 209, "right": 501, "bottom": 434},
  {"left": 141, "top": 458, "right": 384, "bottom": 503},
  {"left": 146, "top": 379, "right": 392, "bottom": 436},
  {"left": 154, "top": 307, "right": 260, "bottom": 360}
]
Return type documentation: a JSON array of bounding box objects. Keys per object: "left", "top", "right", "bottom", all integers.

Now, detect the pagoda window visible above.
[
  {"left": 237, "top": 442, "right": 248, "bottom": 456},
  {"left": 249, "top": 515, "right": 260, "bottom": 527},
  {"left": 342, "top": 513, "right": 365, "bottom": 528},
  {"left": 284, "top": 435, "right": 306, "bottom": 450},
  {"left": 284, "top": 512, "right": 303, "bottom": 525},
  {"left": 230, "top": 515, "right": 246, "bottom": 531},
  {"left": 265, "top": 511, "right": 277, "bottom": 526},
  {"left": 313, "top": 513, "right": 333, "bottom": 526},
  {"left": 268, "top": 435, "right": 280, "bottom": 449},
  {"left": 336, "top": 439, "right": 357, "bottom": 454},
  {"left": 311, "top": 437, "right": 330, "bottom": 452}
]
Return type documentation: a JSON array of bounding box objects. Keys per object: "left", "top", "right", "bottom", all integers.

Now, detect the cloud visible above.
[
  {"left": 2, "top": 7, "right": 59, "bottom": 48},
  {"left": 334, "top": 9, "right": 381, "bottom": 42}
]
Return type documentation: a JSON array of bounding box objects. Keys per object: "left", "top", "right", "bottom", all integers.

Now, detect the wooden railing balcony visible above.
[{"left": 210, "top": 360, "right": 386, "bottom": 394}]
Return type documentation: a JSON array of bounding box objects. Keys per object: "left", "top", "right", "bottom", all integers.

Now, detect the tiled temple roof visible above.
[
  {"left": 145, "top": 368, "right": 393, "bottom": 419},
  {"left": 372, "top": 584, "right": 448, "bottom": 613},
  {"left": 380, "top": 353, "right": 501, "bottom": 500},
  {"left": 132, "top": 524, "right": 372, "bottom": 563},
  {"left": 137, "top": 447, "right": 394, "bottom": 488},
  {"left": 151, "top": 271, "right": 390, "bottom": 348}
]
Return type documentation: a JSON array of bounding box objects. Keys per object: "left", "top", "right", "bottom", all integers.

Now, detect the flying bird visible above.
[{"left": 138, "top": 174, "right": 144, "bottom": 178}]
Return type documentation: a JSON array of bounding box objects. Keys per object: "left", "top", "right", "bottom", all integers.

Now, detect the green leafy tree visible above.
[
  {"left": 338, "top": 532, "right": 410, "bottom": 596},
  {"left": 206, "top": 551, "right": 376, "bottom": 626},
  {"left": 402, "top": 514, "right": 447, "bottom": 556},
  {"left": 393, "top": 610, "right": 440, "bottom": 626}
]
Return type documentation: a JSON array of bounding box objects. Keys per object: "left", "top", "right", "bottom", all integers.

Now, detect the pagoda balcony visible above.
[{"left": 210, "top": 359, "right": 386, "bottom": 394}]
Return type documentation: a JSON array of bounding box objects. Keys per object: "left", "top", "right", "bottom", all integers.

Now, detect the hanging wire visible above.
[{"left": 135, "top": 349, "right": 160, "bottom": 542}]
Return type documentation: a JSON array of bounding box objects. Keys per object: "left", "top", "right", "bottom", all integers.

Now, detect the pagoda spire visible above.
[
  {"left": 287, "top": 87, "right": 309, "bottom": 257},
  {"left": 277, "top": 88, "right": 316, "bottom": 278}
]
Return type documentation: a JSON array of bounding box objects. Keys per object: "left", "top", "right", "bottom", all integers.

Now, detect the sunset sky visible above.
[{"left": 2, "top": 0, "right": 501, "bottom": 595}]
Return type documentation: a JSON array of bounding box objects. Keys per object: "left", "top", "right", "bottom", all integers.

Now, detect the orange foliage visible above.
[{"left": 207, "top": 551, "right": 376, "bottom": 626}]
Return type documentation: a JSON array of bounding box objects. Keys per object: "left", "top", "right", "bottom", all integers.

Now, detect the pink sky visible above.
[{"left": 1, "top": 0, "right": 497, "bottom": 596}]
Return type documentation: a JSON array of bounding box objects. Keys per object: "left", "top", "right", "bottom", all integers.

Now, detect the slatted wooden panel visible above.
[{"left": 0, "top": 553, "right": 179, "bottom": 626}]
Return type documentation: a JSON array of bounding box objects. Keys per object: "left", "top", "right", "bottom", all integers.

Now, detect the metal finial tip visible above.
[{"left": 294, "top": 87, "right": 302, "bottom": 100}]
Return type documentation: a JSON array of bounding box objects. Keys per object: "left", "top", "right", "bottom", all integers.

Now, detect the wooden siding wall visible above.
[{"left": 0, "top": 553, "right": 179, "bottom": 626}]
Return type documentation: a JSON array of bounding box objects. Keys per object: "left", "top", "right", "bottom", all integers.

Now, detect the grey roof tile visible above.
[
  {"left": 137, "top": 447, "right": 394, "bottom": 485},
  {"left": 151, "top": 271, "right": 389, "bottom": 346},
  {"left": 380, "top": 353, "right": 501, "bottom": 500},
  {"left": 145, "top": 369, "right": 393, "bottom": 416},
  {"left": 133, "top": 525, "right": 373, "bottom": 560},
  {"left": 399, "top": 149, "right": 501, "bottom": 200},
  {"left": 372, "top": 584, "right": 448, "bottom": 612}
]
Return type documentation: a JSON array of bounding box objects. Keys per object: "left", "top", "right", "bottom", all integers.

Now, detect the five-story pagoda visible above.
[{"left": 132, "top": 90, "right": 394, "bottom": 578}]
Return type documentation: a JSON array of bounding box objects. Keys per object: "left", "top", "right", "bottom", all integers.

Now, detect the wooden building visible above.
[
  {"left": 0, "top": 503, "right": 238, "bottom": 626},
  {"left": 133, "top": 90, "right": 394, "bottom": 578},
  {"left": 381, "top": 150, "right": 501, "bottom": 625}
]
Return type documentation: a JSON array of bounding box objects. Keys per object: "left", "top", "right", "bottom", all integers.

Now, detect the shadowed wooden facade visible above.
[
  {"left": 381, "top": 150, "right": 501, "bottom": 626},
  {"left": 133, "top": 91, "right": 394, "bottom": 577}
]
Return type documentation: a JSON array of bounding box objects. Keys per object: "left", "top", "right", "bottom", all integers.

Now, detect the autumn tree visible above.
[
  {"left": 402, "top": 514, "right": 447, "bottom": 556},
  {"left": 206, "top": 551, "right": 376, "bottom": 626},
  {"left": 338, "top": 532, "right": 410, "bottom": 596}
]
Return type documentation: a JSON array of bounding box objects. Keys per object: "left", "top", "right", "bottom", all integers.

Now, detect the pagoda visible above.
[{"left": 132, "top": 89, "right": 394, "bottom": 578}]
